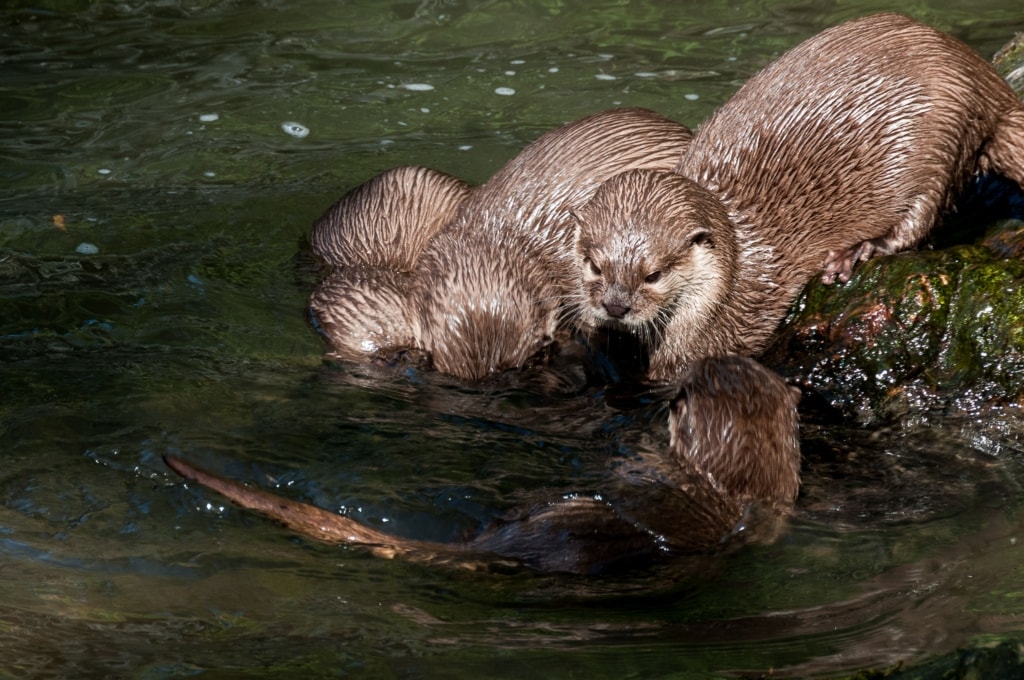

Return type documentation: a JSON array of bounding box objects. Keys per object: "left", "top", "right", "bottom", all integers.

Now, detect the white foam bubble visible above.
[
  {"left": 494, "top": 87, "right": 515, "bottom": 96},
  {"left": 684, "top": 93, "right": 700, "bottom": 101},
  {"left": 76, "top": 242, "right": 99, "bottom": 255},
  {"left": 401, "top": 83, "right": 435, "bottom": 91},
  {"left": 199, "top": 113, "right": 219, "bottom": 122},
  {"left": 595, "top": 73, "right": 616, "bottom": 80},
  {"left": 281, "top": 121, "right": 309, "bottom": 138}
]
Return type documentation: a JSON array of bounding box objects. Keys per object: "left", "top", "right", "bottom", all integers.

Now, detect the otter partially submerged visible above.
[
  {"left": 165, "top": 355, "right": 801, "bottom": 575},
  {"left": 573, "top": 13, "right": 1024, "bottom": 381},
  {"left": 307, "top": 166, "right": 470, "bottom": 360},
  {"left": 309, "top": 107, "right": 693, "bottom": 380}
]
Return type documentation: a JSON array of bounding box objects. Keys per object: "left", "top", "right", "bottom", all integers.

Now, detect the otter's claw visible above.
[{"left": 822, "top": 240, "right": 881, "bottom": 285}]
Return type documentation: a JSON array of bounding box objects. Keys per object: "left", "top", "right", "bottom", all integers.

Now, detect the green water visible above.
[{"left": 4, "top": 1, "right": 1024, "bottom": 677}]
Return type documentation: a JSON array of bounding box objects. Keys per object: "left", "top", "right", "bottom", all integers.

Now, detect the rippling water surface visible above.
[{"left": 5, "top": 1, "right": 1024, "bottom": 677}]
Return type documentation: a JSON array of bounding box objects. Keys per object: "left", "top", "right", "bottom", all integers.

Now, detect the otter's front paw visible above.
[{"left": 821, "top": 240, "right": 879, "bottom": 284}]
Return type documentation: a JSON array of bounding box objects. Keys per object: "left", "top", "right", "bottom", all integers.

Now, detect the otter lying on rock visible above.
[
  {"left": 309, "top": 107, "right": 693, "bottom": 380},
  {"left": 165, "top": 355, "right": 801, "bottom": 575},
  {"left": 572, "top": 13, "right": 1024, "bottom": 382}
]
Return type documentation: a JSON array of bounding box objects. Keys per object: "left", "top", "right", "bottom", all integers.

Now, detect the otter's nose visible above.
[{"left": 603, "top": 302, "right": 631, "bottom": 319}]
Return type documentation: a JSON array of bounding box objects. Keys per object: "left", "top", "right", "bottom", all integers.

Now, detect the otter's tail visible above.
[{"left": 163, "top": 455, "right": 441, "bottom": 561}]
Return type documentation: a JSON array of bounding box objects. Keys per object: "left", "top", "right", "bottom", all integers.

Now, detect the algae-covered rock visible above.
[
  {"left": 762, "top": 221, "right": 1024, "bottom": 423},
  {"left": 762, "top": 43, "right": 1024, "bottom": 426},
  {"left": 994, "top": 31, "right": 1024, "bottom": 98}
]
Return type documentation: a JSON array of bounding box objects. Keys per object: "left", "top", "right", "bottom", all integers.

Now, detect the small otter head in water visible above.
[
  {"left": 414, "top": 230, "right": 565, "bottom": 381},
  {"left": 309, "top": 268, "right": 419, "bottom": 361},
  {"left": 572, "top": 170, "right": 738, "bottom": 349},
  {"left": 668, "top": 355, "right": 801, "bottom": 508}
]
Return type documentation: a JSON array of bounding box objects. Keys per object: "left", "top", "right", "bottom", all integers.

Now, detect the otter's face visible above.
[
  {"left": 571, "top": 170, "right": 737, "bottom": 351},
  {"left": 575, "top": 221, "right": 721, "bottom": 334}
]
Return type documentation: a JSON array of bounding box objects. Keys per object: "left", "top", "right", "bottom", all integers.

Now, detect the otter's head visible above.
[
  {"left": 572, "top": 170, "right": 737, "bottom": 347},
  {"left": 668, "top": 355, "right": 801, "bottom": 507},
  {"left": 414, "top": 232, "right": 565, "bottom": 382},
  {"left": 309, "top": 268, "right": 419, "bottom": 361}
]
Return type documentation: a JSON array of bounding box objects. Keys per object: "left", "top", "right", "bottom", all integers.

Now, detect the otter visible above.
[
  {"left": 310, "top": 165, "right": 471, "bottom": 270},
  {"left": 164, "top": 355, "right": 801, "bottom": 575},
  {"left": 572, "top": 13, "right": 1024, "bottom": 381},
  {"left": 309, "top": 107, "right": 693, "bottom": 379},
  {"left": 308, "top": 166, "right": 470, "bottom": 362}
]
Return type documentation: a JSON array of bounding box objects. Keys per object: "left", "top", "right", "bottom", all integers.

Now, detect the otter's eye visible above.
[
  {"left": 644, "top": 271, "right": 662, "bottom": 284},
  {"left": 585, "top": 257, "right": 602, "bottom": 276}
]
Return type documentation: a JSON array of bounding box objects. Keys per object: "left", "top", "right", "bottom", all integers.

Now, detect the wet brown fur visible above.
[
  {"left": 310, "top": 107, "right": 693, "bottom": 379},
  {"left": 574, "top": 13, "right": 1024, "bottom": 381},
  {"left": 668, "top": 355, "right": 802, "bottom": 507},
  {"left": 164, "top": 355, "right": 800, "bottom": 574},
  {"left": 308, "top": 167, "right": 470, "bottom": 362},
  {"left": 309, "top": 165, "right": 470, "bottom": 270}
]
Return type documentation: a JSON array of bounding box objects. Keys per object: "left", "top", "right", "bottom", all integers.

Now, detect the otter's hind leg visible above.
[
  {"left": 983, "top": 108, "right": 1024, "bottom": 191},
  {"left": 821, "top": 190, "right": 943, "bottom": 285},
  {"left": 824, "top": 107, "right": 1024, "bottom": 284}
]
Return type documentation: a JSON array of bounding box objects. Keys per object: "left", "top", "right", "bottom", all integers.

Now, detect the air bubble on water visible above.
[
  {"left": 595, "top": 73, "right": 616, "bottom": 80},
  {"left": 76, "top": 242, "right": 99, "bottom": 255},
  {"left": 98, "top": 168, "right": 111, "bottom": 175},
  {"left": 281, "top": 121, "right": 309, "bottom": 138},
  {"left": 685, "top": 93, "right": 700, "bottom": 101},
  {"left": 401, "top": 83, "right": 435, "bottom": 91},
  {"left": 458, "top": 145, "right": 472, "bottom": 151},
  {"left": 494, "top": 87, "right": 515, "bottom": 96},
  {"left": 199, "top": 113, "right": 219, "bottom": 122}
]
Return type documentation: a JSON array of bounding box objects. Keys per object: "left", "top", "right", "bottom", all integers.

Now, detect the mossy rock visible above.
[
  {"left": 994, "top": 30, "right": 1024, "bottom": 97},
  {"left": 762, "top": 221, "right": 1024, "bottom": 423}
]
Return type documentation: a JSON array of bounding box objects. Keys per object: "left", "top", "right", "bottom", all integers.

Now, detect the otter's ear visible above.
[{"left": 686, "top": 228, "right": 713, "bottom": 249}]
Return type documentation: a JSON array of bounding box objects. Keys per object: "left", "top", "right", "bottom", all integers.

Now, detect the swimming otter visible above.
[
  {"left": 164, "top": 355, "right": 801, "bottom": 574},
  {"left": 573, "top": 13, "right": 1024, "bottom": 381},
  {"left": 309, "top": 107, "right": 693, "bottom": 379}
]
